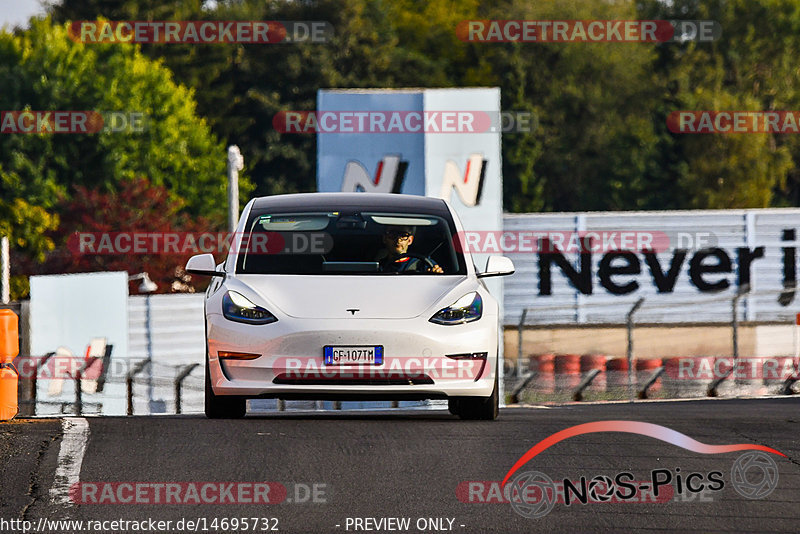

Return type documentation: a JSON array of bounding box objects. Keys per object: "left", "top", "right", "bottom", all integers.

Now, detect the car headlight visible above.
[
  {"left": 222, "top": 291, "right": 277, "bottom": 325},
  {"left": 429, "top": 292, "right": 482, "bottom": 325}
]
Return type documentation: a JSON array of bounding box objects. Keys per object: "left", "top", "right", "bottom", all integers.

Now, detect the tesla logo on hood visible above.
[{"left": 346, "top": 308, "right": 359, "bottom": 315}]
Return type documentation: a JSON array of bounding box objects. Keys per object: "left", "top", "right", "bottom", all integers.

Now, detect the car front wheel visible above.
[
  {"left": 205, "top": 360, "right": 247, "bottom": 419},
  {"left": 457, "top": 371, "right": 499, "bottom": 421}
]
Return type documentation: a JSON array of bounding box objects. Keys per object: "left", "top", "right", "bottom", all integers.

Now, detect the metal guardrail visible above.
[
  {"left": 626, "top": 297, "right": 645, "bottom": 401},
  {"left": 508, "top": 372, "right": 534, "bottom": 404},
  {"left": 572, "top": 369, "right": 601, "bottom": 402},
  {"left": 174, "top": 363, "right": 200, "bottom": 414},
  {"left": 780, "top": 376, "right": 798, "bottom": 395},
  {"left": 126, "top": 360, "right": 151, "bottom": 416},
  {"left": 637, "top": 367, "right": 665, "bottom": 399}
]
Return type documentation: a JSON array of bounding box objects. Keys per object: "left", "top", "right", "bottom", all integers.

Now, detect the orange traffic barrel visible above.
[
  {"left": 635, "top": 358, "right": 662, "bottom": 371},
  {"left": 606, "top": 357, "right": 630, "bottom": 390},
  {"left": 635, "top": 358, "right": 663, "bottom": 392},
  {"left": 663, "top": 356, "right": 714, "bottom": 381},
  {"left": 580, "top": 353, "right": 607, "bottom": 371},
  {"left": 581, "top": 353, "right": 607, "bottom": 390},
  {"left": 0, "top": 309, "right": 19, "bottom": 421},
  {"left": 555, "top": 353, "right": 581, "bottom": 374},
  {"left": 530, "top": 353, "right": 555, "bottom": 393},
  {"left": 663, "top": 357, "right": 682, "bottom": 378},
  {"left": 555, "top": 354, "right": 581, "bottom": 390},
  {"left": 606, "top": 357, "right": 629, "bottom": 371},
  {"left": 0, "top": 309, "right": 19, "bottom": 363},
  {"left": 0, "top": 364, "right": 18, "bottom": 420},
  {"left": 530, "top": 353, "right": 555, "bottom": 373}
]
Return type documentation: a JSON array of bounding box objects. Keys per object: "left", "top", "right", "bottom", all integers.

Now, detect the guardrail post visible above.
[
  {"left": 626, "top": 298, "right": 645, "bottom": 402},
  {"left": 517, "top": 309, "right": 528, "bottom": 377},
  {"left": 509, "top": 372, "right": 534, "bottom": 404},
  {"left": 174, "top": 363, "right": 200, "bottom": 414},
  {"left": 126, "top": 360, "right": 150, "bottom": 416},
  {"left": 780, "top": 376, "right": 798, "bottom": 395},
  {"left": 707, "top": 367, "right": 732, "bottom": 397},
  {"left": 572, "top": 369, "right": 601, "bottom": 402},
  {"left": 73, "top": 357, "right": 98, "bottom": 416},
  {"left": 731, "top": 284, "right": 749, "bottom": 387},
  {"left": 29, "top": 352, "right": 53, "bottom": 416},
  {"left": 637, "top": 367, "right": 665, "bottom": 399},
  {"left": 74, "top": 367, "right": 82, "bottom": 416}
]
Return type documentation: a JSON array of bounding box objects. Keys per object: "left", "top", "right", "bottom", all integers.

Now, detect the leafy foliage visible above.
[
  {"left": 16, "top": 177, "right": 213, "bottom": 295},
  {"left": 3, "top": 0, "right": 800, "bottom": 299},
  {"left": 0, "top": 18, "right": 252, "bottom": 297},
  {"left": 46, "top": 0, "right": 800, "bottom": 212}
]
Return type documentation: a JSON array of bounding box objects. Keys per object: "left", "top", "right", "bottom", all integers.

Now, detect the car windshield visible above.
[{"left": 235, "top": 211, "right": 466, "bottom": 275}]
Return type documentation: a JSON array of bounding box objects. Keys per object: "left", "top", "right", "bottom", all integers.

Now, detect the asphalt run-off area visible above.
[{"left": 1, "top": 397, "right": 798, "bottom": 533}]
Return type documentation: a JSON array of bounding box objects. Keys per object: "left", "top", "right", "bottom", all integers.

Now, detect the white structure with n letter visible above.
[{"left": 316, "top": 87, "right": 505, "bottom": 380}]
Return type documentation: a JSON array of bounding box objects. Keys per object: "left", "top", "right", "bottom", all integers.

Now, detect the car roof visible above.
[{"left": 249, "top": 193, "right": 452, "bottom": 217}]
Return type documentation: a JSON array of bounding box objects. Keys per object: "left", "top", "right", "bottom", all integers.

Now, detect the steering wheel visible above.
[{"left": 392, "top": 252, "right": 437, "bottom": 273}]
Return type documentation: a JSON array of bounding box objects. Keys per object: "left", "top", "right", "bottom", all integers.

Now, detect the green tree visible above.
[
  {"left": 0, "top": 18, "right": 249, "bottom": 246},
  {"left": 640, "top": 0, "right": 800, "bottom": 208},
  {"left": 48, "top": 0, "right": 800, "bottom": 212}
]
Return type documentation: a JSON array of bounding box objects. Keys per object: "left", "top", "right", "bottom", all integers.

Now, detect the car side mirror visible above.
[
  {"left": 477, "top": 256, "right": 515, "bottom": 278},
  {"left": 186, "top": 253, "right": 224, "bottom": 277}
]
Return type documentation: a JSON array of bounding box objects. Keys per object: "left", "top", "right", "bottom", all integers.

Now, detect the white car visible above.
[{"left": 186, "top": 193, "right": 514, "bottom": 419}]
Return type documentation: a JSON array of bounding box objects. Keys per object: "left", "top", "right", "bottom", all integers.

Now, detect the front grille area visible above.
[{"left": 272, "top": 374, "right": 435, "bottom": 386}]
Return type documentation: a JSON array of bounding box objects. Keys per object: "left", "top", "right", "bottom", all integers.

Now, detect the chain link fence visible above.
[
  {"left": 14, "top": 356, "right": 438, "bottom": 416},
  {"left": 504, "top": 287, "right": 800, "bottom": 404}
]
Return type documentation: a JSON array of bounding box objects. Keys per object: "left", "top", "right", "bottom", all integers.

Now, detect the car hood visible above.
[{"left": 234, "top": 275, "right": 466, "bottom": 319}]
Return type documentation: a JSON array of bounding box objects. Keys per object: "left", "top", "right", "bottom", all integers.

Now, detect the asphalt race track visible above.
[{"left": 2, "top": 398, "right": 799, "bottom": 533}]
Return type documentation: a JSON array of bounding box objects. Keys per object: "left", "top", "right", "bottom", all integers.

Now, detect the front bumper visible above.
[{"left": 206, "top": 313, "right": 498, "bottom": 399}]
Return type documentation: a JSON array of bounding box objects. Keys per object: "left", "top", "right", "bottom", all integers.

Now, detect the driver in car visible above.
[{"left": 377, "top": 226, "right": 444, "bottom": 274}]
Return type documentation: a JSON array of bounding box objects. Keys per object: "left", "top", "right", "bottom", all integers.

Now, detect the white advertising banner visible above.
[
  {"left": 501, "top": 209, "right": 800, "bottom": 325},
  {"left": 30, "top": 271, "right": 129, "bottom": 358},
  {"left": 316, "top": 87, "right": 503, "bottom": 285}
]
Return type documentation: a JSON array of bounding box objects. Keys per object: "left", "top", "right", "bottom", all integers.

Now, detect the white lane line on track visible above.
[{"left": 49, "top": 417, "right": 90, "bottom": 505}]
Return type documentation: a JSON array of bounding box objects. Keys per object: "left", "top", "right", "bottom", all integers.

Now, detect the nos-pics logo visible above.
[{"left": 340, "top": 153, "right": 487, "bottom": 206}]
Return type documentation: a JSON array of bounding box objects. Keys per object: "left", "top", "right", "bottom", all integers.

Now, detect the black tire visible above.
[
  {"left": 458, "top": 372, "right": 499, "bottom": 421},
  {"left": 205, "top": 360, "right": 246, "bottom": 419},
  {"left": 447, "top": 398, "right": 461, "bottom": 416}
]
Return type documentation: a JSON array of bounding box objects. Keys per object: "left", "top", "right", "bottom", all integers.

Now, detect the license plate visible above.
[{"left": 324, "top": 346, "right": 383, "bottom": 365}]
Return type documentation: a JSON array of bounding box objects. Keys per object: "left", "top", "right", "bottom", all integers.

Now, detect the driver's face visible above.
[{"left": 383, "top": 230, "right": 413, "bottom": 254}]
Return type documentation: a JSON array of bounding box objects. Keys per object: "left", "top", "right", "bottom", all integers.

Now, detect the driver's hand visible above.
[{"left": 431, "top": 264, "right": 444, "bottom": 274}]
